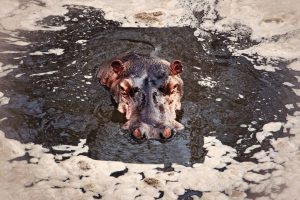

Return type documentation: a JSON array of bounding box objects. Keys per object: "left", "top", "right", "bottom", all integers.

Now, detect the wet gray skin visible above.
[
  {"left": 0, "top": 6, "right": 299, "bottom": 165},
  {"left": 98, "top": 52, "right": 184, "bottom": 139}
]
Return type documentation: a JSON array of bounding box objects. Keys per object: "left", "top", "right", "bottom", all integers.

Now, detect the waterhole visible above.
[{"left": 0, "top": 5, "right": 298, "bottom": 165}]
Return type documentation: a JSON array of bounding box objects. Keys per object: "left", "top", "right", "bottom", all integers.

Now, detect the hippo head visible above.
[{"left": 98, "top": 53, "right": 184, "bottom": 139}]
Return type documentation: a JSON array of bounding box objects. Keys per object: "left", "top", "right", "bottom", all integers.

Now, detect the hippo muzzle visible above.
[{"left": 97, "top": 53, "right": 184, "bottom": 139}]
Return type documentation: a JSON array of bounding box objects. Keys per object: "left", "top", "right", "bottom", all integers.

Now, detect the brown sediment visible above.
[{"left": 134, "top": 11, "right": 163, "bottom": 23}]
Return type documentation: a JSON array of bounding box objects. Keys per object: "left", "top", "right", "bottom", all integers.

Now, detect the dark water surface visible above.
[{"left": 0, "top": 5, "right": 298, "bottom": 164}]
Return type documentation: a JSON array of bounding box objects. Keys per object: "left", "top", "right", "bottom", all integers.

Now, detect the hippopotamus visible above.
[{"left": 97, "top": 52, "right": 184, "bottom": 140}]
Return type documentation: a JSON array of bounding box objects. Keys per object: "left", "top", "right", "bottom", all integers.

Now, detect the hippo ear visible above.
[
  {"left": 111, "top": 60, "right": 124, "bottom": 74},
  {"left": 170, "top": 60, "right": 183, "bottom": 75}
]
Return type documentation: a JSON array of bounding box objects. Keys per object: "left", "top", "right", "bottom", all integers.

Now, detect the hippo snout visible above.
[{"left": 131, "top": 126, "right": 175, "bottom": 140}]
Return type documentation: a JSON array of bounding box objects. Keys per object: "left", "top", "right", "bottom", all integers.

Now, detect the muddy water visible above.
[{"left": 0, "top": 6, "right": 298, "bottom": 164}]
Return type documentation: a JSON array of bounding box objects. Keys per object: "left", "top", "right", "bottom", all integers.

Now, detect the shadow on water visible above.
[{"left": 0, "top": 5, "right": 299, "bottom": 164}]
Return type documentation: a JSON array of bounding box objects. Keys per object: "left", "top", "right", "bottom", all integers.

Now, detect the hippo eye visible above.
[
  {"left": 119, "top": 79, "right": 133, "bottom": 96},
  {"left": 120, "top": 86, "right": 126, "bottom": 95},
  {"left": 120, "top": 85, "right": 128, "bottom": 95},
  {"left": 159, "top": 83, "right": 178, "bottom": 95}
]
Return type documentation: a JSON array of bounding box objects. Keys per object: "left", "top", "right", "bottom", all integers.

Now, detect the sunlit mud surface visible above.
[{"left": 0, "top": 5, "right": 298, "bottom": 165}]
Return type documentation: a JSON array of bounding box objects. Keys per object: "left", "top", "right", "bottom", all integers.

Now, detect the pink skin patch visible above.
[
  {"left": 133, "top": 128, "right": 143, "bottom": 139},
  {"left": 162, "top": 128, "right": 172, "bottom": 138}
]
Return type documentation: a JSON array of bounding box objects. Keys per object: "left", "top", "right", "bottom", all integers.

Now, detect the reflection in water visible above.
[{"left": 0, "top": 5, "right": 297, "bottom": 164}]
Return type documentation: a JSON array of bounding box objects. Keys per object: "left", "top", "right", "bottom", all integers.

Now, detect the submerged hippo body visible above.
[{"left": 97, "top": 52, "right": 184, "bottom": 139}]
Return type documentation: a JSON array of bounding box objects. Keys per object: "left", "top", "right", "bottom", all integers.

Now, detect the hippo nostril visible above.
[
  {"left": 132, "top": 128, "right": 144, "bottom": 139},
  {"left": 160, "top": 128, "right": 173, "bottom": 139}
]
